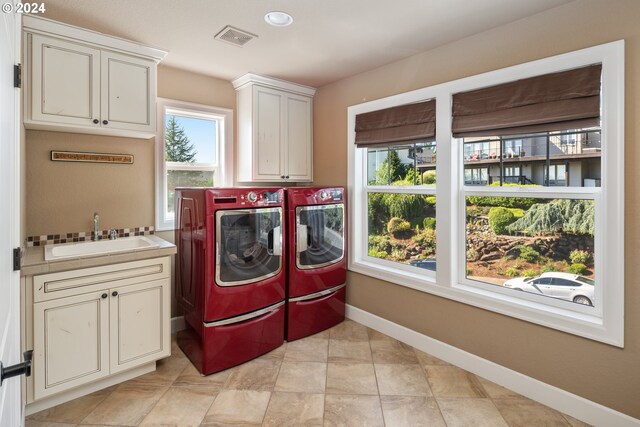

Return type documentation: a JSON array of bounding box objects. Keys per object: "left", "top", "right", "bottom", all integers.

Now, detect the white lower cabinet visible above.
[
  {"left": 33, "top": 290, "right": 109, "bottom": 400},
  {"left": 110, "top": 280, "right": 167, "bottom": 374},
  {"left": 29, "top": 257, "right": 171, "bottom": 401}
]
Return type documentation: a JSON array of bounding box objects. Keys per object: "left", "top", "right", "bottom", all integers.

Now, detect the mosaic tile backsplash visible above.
[{"left": 26, "top": 226, "right": 155, "bottom": 247}]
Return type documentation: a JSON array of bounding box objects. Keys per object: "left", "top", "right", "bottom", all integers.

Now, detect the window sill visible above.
[{"left": 349, "top": 259, "right": 621, "bottom": 347}]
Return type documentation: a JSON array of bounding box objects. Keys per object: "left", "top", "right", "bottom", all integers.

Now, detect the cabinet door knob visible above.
[
  {"left": 93, "top": 119, "right": 99, "bottom": 124},
  {"left": 280, "top": 175, "right": 285, "bottom": 179},
  {"left": 101, "top": 293, "right": 108, "bottom": 299},
  {"left": 102, "top": 120, "right": 109, "bottom": 125},
  {"left": 285, "top": 175, "right": 290, "bottom": 179},
  {"left": 111, "top": 291, "right": 118, "bottom": 297}
]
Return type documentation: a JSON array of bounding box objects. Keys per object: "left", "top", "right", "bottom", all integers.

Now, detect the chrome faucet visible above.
[{"left": 93, "top": 212, "right": 100, "bottom": 241}]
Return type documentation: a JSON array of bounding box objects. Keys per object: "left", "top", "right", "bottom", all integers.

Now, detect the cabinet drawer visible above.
[{"left": 34, "top": 257, "right": 170, "bottom": 302}]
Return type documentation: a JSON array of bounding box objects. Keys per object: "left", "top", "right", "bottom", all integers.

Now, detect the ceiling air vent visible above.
[{"left": 214, "top": 25, "right": 257, "bottom": 47}]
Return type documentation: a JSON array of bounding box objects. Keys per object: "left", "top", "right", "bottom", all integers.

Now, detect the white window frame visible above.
[
  {"left": 348, "top": 41, "right": 624, "bottom": 346},
  {"left": 156, "top": 98, "right": 233, "bottom": 231}
]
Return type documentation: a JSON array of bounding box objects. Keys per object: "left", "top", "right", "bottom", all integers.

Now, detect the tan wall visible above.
[
  {"left": 313, "top": 0, "right": 640, "bottom": 418},
  {"left": 25, "top": 131, "right": 155, "bottom": 236},
  {"left": 25, "top": 65, "right": 235, "bottom": 237}
]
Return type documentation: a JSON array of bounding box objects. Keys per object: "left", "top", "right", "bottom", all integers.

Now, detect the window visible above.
[
  {"left": 464, "top": 167, "right": 488, "bottom": 185},
  {"left": 349, "top": 41, "right": 624, "bottom": 346},
  {"left": 355, "top": 100, "right": 437, "bottom": 275},
  {"left": 544, "top": 163, "right": 567, "bottom": 186},
  {"left": 156, "top": 99, "right": 233, "bottom": 230}
]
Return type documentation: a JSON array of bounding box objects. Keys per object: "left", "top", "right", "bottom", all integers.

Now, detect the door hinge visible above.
[
  {"left": 13, "top": 247, "right": 21, "bottom": 271},
  {"left": 0, "top": 350, "right": 33, "bottom": 387},
  {"left": 14, "top": 64, "right": 21, "bottom": 88}
]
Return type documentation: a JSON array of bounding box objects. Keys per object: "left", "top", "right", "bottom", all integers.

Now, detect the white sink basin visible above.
[{"left": 44, "top": 236, "right": 160, "bottom": 261}]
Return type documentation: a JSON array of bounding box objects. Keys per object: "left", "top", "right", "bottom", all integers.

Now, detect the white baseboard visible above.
[
  {"left": 171, "top": 316, "right": 186, "bottom": 334},
  {"left": 345, "top": 304, "right": 639, "bottom": 427}
]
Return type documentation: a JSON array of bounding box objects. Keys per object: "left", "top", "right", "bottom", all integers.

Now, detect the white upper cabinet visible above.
[
  {"left": 233, "top": 73, "right": 315, "bottom": 182},
  {"left": 30, "top": 34, "right": 101, "bottom": 127},
  {"left": 23, "top": 16, "right": 166, "bottom": 138}
]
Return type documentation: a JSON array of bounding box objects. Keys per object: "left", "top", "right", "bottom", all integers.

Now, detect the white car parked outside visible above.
[{"left": 503, "top": 272, "right": 595, "bottom": 306}]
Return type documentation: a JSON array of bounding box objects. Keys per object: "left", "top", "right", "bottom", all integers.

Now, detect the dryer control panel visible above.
[{"left": 316, "top": 188, "right": 343, "bottom": 203}]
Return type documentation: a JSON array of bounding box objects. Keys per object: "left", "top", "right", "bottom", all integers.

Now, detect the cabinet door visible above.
[
  {"left": 253, "top": 86, "right": 285, "bottom": 181},
  {"left": 101, "top": 51, "right": 156, "bottom": 133},
  {"left": 285, "top": 93, "right": 313, "bottom": 181},
  {"left": 33, "top": 291, "right": 109, "bottom": 400},
  {"left": 110, "top": 279, "right": 170, "bottom": 374},
  {"left": 30, "top": 34, "right": 101, "bottom": 127}
]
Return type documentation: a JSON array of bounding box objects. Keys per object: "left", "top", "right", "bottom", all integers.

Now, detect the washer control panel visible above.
[{"left": 239, "top": 190, "right": 282, "bottom": 205}]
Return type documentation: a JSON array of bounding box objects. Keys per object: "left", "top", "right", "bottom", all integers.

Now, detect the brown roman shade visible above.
[
  {"left": 355, "top": 99, "right": 435, "bottom": 147},
  {"left": 452, "top": 64, "right": 602, "bottom": 137}
]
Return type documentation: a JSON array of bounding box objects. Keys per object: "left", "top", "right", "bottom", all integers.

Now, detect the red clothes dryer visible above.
[
  {"left": 286, "top": 187, "right": 346, "bottom": 341},
  {"left": 175, "top": 188, "right": 286, "bottom": 375}
]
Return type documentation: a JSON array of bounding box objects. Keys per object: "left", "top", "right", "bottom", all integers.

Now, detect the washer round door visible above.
[
  {"left": 296, "top": 204, "right": 344, "bottom": 270},
  {"left": 216, "top": 207, "right": 283, "bottom": 286}
]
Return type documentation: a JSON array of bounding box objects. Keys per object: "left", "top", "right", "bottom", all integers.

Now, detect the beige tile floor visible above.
[{"left": 26, "top": 320, "right": 591, "bottom": 427}]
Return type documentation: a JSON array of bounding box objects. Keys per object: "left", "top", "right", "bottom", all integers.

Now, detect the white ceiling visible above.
[{"left": 40, "top": 0, "right": 573, "bottom": 88}]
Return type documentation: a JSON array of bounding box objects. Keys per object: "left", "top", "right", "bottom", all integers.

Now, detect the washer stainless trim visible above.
[
  {"left": 204, "top": 301, "right": 285, "bottom": 327},
  {"left": 215, "top": 207, "right": 283, "bottom": 287},
  {"left": 289, "top": 284, "right": 346, "bottom": 303},
  {"left": 295, "top": 204, "right": 345, "bottom": 270}
]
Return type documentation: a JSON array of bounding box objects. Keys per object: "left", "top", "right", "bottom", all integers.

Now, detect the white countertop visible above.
[{"left": 21, "top": 234, "right": 176, "bottom": 276}]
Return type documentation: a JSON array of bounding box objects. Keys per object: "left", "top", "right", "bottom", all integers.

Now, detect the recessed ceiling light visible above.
[{"left": 264, "top": 11, "right": 293, "bottom": 27}]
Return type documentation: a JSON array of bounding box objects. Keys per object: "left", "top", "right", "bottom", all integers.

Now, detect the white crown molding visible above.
[
  {"left": 22, "top": 15, "right": 168, "bottom": 61},
  {"left": 232, "top": 72, "right": 316, "bottom": 97}
]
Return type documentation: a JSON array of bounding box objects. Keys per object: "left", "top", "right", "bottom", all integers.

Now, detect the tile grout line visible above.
[
  {"left": 261, "top": 353, "right": 284, "bottom": 426},
  {"left": 321, "top": 333, "right": 330, "bottom": 427},
  {"left": 417, "top": 348, "right": 449, "bottom": 426},
  {"left": 366, "top": 328, "right": 387, "bottom": 427}
]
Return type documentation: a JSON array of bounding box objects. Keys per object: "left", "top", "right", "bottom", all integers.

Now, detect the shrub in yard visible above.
[
  {"left": 568, "top": 263, "right": 587, "bottom": 275},
  {"left": 368, "top": 249, "right": 388, "bottom": 259},
  {"left": 422, "top": 171, "right": 436, "bottom": 185},
  {"left": 488, "top": 207, "right": 516, "bottom": 235},
  {"left": 507, "top": 199, "right": 595, "bottom": 236},
  {"left": 422, "top": 217, "right": 436, "bottom": 230},
  {"left": 522, "top": 268, "right": 538, "bottom": 278},
  {"left": 466, "top": 268, "right": 473, "bottom": 276},
  {"left": 517, "top": 245, "right": 541, "bottom": 263},
  {"left": 383, "top": 194, "right": 435, "bottom": 228},
  {"left": 505, "top": 267, "right": 520, "bottom": 277},
  {"left": 466, "top": 183, "right": 539, "bottom": 209},
  {"left": 425, "top": 196, "right": 437, "bottom": 205},
  {"left": 412, "top": 228, "right": 436, "bottom": 252},
  {"left": 466, "top": 248, "right": 480, "bottom": 261},
  {"left": 368, "top": 235, "right": 391, "bottom": 253},
  {"left": 508, "top": 208, "right": 525, "bottom": 220},
  {"left": 569, "top": 249, "right": 591, "bottom": 265},
  {"left": 540, "top": 264, "right": 558, "bottom": 273},
  {"left": 391, "top": 248, "right": 407, "bottom": 260},
  {"left": 557, "top": 260, "right": 569, "bottom": 270},
  {"left": 387, "top": 217, "right": 411, "bottom": 237}
]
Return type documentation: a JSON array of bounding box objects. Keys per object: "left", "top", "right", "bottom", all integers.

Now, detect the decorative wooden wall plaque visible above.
[{"left": 50, "top": 151, "right": 134, "bottom": 164}]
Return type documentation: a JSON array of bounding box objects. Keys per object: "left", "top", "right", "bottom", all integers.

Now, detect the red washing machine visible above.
[
  {"left": 286, "top": 187, "right": 346, "bottom": 341},
  {"left": 175, "top": 188, "right": 286, "bottom": 375}
]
